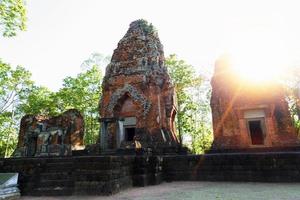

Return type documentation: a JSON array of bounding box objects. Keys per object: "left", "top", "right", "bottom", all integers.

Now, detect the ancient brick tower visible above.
[
  {"left": 211, "top": 56, "right": 299, "bottom": 150},
  {"left": 100, "top": 20, "right": 178, "bottom": 151}
]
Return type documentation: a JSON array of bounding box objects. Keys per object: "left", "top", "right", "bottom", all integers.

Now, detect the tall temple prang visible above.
[{"left": 99, "top": 20, "right": 178, "bottom": 152}]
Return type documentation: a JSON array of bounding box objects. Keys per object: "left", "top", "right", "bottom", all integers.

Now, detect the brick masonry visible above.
[
  {"left": 1, "top": 152, "right": 300, "bottom": 196},
  {"left": 0, "top": 155, "right": 162, "bottom": 196},
  {"left": 211, "top": 56, "right": 299, "bottom": 149},
  {"left": 100, "top": 20, "right": 178, "bottom": 149}
]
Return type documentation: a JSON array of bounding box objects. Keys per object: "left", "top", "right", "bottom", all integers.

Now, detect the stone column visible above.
[
  {"left": 116, "top": 120, "right": 124, "bottom": 148},
  {"left": 100, "top": 122, "right": 108, "bottom": 150}
]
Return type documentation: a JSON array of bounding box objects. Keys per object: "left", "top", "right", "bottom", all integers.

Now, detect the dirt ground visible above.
[{"left": 21, "top": 181, "right": 300, "bottom": 200}]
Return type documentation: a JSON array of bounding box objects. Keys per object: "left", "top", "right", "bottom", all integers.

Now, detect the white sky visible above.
[{"left": 0, "top": 0, "right": 300, "bottom": 91}]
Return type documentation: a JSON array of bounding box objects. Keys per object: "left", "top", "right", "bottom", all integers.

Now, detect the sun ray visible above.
[{"left": 224, "top": 29, "right": 289, "bottom": 83}]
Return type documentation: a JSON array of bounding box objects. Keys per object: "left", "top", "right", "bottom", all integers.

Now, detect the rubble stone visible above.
[{"left": 14, "top": 109, "right": 84, "bottom": 157}]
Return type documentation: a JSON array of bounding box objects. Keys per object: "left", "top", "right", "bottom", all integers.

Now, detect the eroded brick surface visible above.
[
  {"left": 14, "top": 109, "right": 84, "bottom": 157},
  {"left": 100, "top": 20, "right": 178, "bottom": 149}
]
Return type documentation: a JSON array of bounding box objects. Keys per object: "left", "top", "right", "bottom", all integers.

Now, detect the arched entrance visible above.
[{"left": 113, "top": 93, "right": 140, "bottom": 147}]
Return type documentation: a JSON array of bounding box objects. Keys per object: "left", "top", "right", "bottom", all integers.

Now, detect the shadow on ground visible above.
[{"left": 21, "top": 181, "right": 300, "bottom": 200}]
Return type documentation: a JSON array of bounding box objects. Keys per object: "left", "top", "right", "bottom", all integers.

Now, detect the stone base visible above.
[
  {"left": 163, "top": 152, "right": 300, "bottom": 182},
  {"left": 207, "top": 146, "right": 300, "bottom": 153},
  {"left": 3, "top": 152, "right": 300, "bottom": 196}
]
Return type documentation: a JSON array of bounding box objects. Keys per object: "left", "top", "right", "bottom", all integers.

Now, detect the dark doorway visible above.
[
  {"left": 125, "top": 128, "right": 135, "bottom": 142},
  {"left": 248, "top": 120, "right": 264, "bottom": 145}
]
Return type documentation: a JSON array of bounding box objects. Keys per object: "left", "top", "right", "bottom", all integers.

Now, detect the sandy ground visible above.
[{"left": 21, "top": 181, "right": 300, "bottom": 200}]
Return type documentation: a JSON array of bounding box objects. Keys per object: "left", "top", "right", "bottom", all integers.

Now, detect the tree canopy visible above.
[
  {"left": 0, "top": 60, "right": 32, "bottom": 156},
  {"left": 166, "top": 54, "right": 213, "bottom": 153},
  {"left": 0, "top": 53, "right": 105, "bottom": 157},
  {"left": 0, "top": 0, "right": 26, "bottom": 37}
]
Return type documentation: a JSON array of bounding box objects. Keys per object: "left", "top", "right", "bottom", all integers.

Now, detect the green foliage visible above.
[
  {"left": 56, "top": 65, "right": 103, "bottom": 144},
  {"left": 0, "top": 60, "right": 33, "bottom": 114},
  {"left": 18, "top": 86, "right": 58, "bottom": 116},
  {"left": 0, "top": 60, "right": 32, "bottom": 157},
  {"left": 166, "top": 54, "right": 213, "bottom": 153},
  {"left": 0, "top": 0, "right": 27, "bottom": 156},
  {"left": 136, "top": 19, "right": 157, "bottom": 35},
  {"left": 0, "top": 60, "right": 33, "bottom": 115},
  {"left": 191, "top": 126, "right": 213, "bottom": 154},
  {"left": 189, "top": 82, "right": 213, "bottom": 154},
  {"left": 0, "top": 0, "right": 26, "bottom": 37},
  {"left": 0, "top": 114, "right": 18, "bottom": 157},
  {"left": 284, "top": 67, "right": 300, "bottom": 136},
  {"left": 0, "top": 54, "right": 106, "bottom": 157}
]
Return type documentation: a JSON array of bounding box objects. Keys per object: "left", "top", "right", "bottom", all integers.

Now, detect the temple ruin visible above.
[
  {"left": 3, "top": 20, "right": 300, "bottom": 197},
  {"left": 211, "top": 56, "right": 299, "bottom": 150},
  {"left": 14, "top": 109, "right": 84, "bottom": 157},
  {"left": 99, "top": 20, "right": 178, "bottom": 152}
]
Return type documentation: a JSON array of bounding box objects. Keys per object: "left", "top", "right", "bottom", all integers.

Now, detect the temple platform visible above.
[{"left": 2, "top": 151, "right": 300, "bottom": 196}]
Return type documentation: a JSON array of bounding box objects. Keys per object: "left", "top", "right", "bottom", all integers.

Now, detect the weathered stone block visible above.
[{"left": 14, "top": 109, "right": 84, "bottom": 157}]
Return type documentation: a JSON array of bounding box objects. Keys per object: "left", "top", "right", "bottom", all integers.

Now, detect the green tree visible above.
[
  {"left": 0, "top": 0, "right": 26, "bottom": 37},
  {"left": 166, "top": 54, "right": 200, "bottom": 145},
  {"left": 0, "top": 61, "right": 32, "bottom": 114},
  {"left": 284, "top": 67, "right": 300, "bottom": 136},
  {"left": 17, "top": 86, "right": 58, "bottom": 116},
  {"left": 0, "top": 112, "right": 17, "bottom": 157},
  {"left": 189, "top": 80, "right": 213, "bottom": 154},
  {"left": 166, "top": 54, "right": 213, "bottom": 153},
  {"left": 0, "top": 0, "right": 27, "bottom": 156},
  {"left": 0, "top": 60, "right": 32, "bottom": 157},
  {"left": 56, "top": 65, "right": 103, "bottom": 145}
]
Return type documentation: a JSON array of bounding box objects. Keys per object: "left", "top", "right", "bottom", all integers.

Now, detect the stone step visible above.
[
  {"left": 148, "top": 172, "right": 163, "bottom": 185},
  {"left": 43, "top": 158, "right": 74, "bottom": 163},
  {"left": 74, "top": 171, "right": 121, "bottom": 181},
  {"left": 39, "top": 172, "right": 71, "bottom": 180},
  {"left": 45, "top": 162, "right": 74, "bottom": 168},
  {"left": 26, "top": 187, "right": 73, "bottom": 196},
  {"left": 38, "top": 180, "right": 74, "bottom": 188},
  {"left": 132, "top": 174, "right": 149, "bottom": 187},
  {"left": 100, "top": 150, "right": 117, "bottom": 155},
  {"left": 74, "top": 163, "right": 121, "bottom": 170},
  {"left": 43, "top": 163, "right": 74, "bottom": 172},
  {"left": 74, "top": 180, "right": 121, "bottom": 195}
]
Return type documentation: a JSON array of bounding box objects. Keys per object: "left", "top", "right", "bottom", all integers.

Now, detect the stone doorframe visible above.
[
  {"left": 236, "top": 106, "right": 273, "bottom": 147},
  {"left": 246, "top": 117, "right": 267, "bottom": 146},
  {"left": 99, "top": 117, "right": 125, "bottom": 151}
]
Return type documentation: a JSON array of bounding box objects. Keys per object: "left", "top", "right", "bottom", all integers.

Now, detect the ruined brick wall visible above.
[
  {"left": 163, "top": 153, "right": 300, "bottom": 182},
  {"left": 100, "top": 20, "right": 178, "bottom": 148},
  {"left": 15, "top": 109, "right": 84, "bottom": 156},
  {"left": 211, "top": 56, "right": 299, "bottom": 149}
]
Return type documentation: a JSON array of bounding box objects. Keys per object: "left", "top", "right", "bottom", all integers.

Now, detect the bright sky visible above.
[{"left": 0, "top": 0, "right": 300, "bottom": 91}]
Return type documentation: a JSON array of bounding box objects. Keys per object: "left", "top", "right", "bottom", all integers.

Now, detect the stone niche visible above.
[
  {"left": 99, "top": 20, "right": 178, "bottom": 151},
  {"left": 210, "top": 56, "right": 299, "bottom": 150},
  {"left": 14, "top": 109, "right": 84, "bottom": 157}
]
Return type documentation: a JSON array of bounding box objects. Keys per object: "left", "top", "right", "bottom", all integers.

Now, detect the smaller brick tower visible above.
[{"left": 210, "top": 56, "right": 299, "bottom": 150}]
